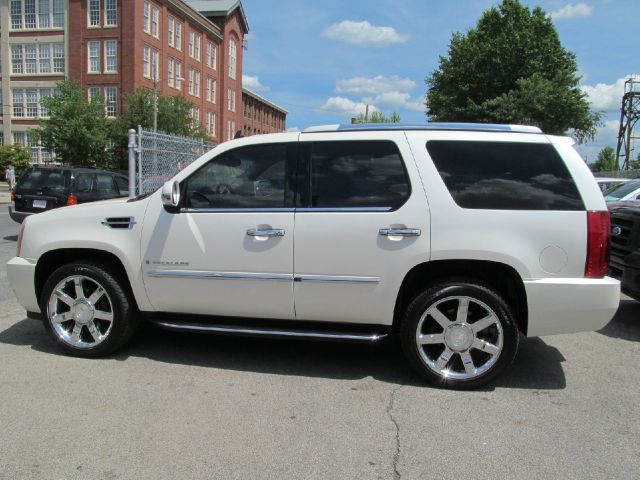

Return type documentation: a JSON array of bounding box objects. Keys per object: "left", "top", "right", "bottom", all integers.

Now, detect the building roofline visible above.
[
  {"left": 167, "top": 0, "right": 224, "bottom": 41},
  {"left": 242, "top": 88, "right": 288, "bottom": 114},
  {"left": 187, "top": 1, "right": 249, "bottom": 32}
]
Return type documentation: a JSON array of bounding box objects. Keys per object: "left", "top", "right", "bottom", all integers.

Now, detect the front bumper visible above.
[
  {"left": 8, "top": 205, "right": 33, "bottom": 224},
  {"left": 6, "top": 257, "right": 40, "bottom": 313},
  {"left": 525, "top": 277, "right": 620, "bottom": 337}
]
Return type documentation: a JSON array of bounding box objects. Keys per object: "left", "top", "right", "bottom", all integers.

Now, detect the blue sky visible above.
[{"left": 240, "top": 0, "right": 639, "bottom": 161}]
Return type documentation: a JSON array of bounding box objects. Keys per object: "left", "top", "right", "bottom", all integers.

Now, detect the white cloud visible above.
[
  {"left": 320, "top": 96, "right": 377, "bottom": 116},
  {"left": 242, "top": 75, "right": 270, "bottom": 92},
  {"left": 550, "top": 3, "right": 593, "bottom": 20},
  {"left": 336, "top": 75, "right": 416, "bottom": 96},
  {"left": 364, "top": 92, "right": 425, "bottom": 112},
  {"left": 581, "top": 76, "right": 634, "bottom": 112},
  {"left": 323, "top": 20, "right": 409, "bottom": 47}
]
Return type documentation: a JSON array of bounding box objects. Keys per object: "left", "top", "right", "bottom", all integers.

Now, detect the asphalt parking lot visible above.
[{"left": 1, "top": 208, "right": 639, "bottom": 480}]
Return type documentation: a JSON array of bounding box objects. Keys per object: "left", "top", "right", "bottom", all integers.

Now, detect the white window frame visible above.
[
  {"left": 227, "top": 120, "right": 236, "bottom": 141},
  {"left": 104, "top": 40, "right": 117, "bottom": 73},
  {"left": 12, "top": 87, "right": 54, "bottom": 119},
  {"left": 175, "top": 60, "right": 183, "bottom": 89},
  {"left": 10, "top": 0, "right": 64, "bottom": 31},
  {"left": 143, "top": 45, "right": 150, "bottom": 78},
  {"left": 167, "top": 57, "right": 175, "bottom": 88},
  {"left": 206, "top": 41, "right": 217, "bottom": 70},
  {"left": 195, "top": 34, "right": 201, "bottom": 62},
  {"left": 206, "top": 111, "right": 216, "bottom": 136},
  {"left": 151, "top": 49, "right": 159, "bottom": 82},
  {"left": 151, "top": 5, "right": 159, "bottom": 38},
  {"left": 188, "top": 68, "right": 195, "bottom": 96},
  {"left": 188, "top": 31, "right": 195, "bottom": 58},
  {"left": 229, "top": 38, "right": 237, "bottom": 80},
  {"left": 105, "top": 0, "right": 117, "bottom": 27},
  {"left": 104, "top": 86, "right": 117, "bottom": 117},
  {"left": 88, "top": 0, "right": 100, "bottom": 27},
  {"left": 11, "top": 43, "right": 65, "bottom": 75},
  {"left": 168, "top": 16, "right": 175, "bottom": 47},
  {"left": 88, "top": 40, "right": 101, "bottom": 74},
  {"left": 175, "top": 22, "right": 183, "bottom": 51},
  {"left": 227, "top": 89, "right": 236, "bottom": 112},
  {"left": 143, "top": 1, "right": 150, "bottom": 34}
]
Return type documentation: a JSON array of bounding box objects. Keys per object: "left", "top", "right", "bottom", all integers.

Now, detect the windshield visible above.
[
  {"left": 17, "top": 168, "right": 71, "bottom": 193},
  {"left": 604, "top": 180, "right": 640, "bottom": 201}
]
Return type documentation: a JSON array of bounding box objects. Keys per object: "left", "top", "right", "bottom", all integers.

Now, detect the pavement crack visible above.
[{"left": 386, "top": 385, "right": 403, "bottom": 480}]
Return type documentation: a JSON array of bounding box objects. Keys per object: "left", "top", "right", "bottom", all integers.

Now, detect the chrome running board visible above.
[{"left": 150, "top": 320, "right": 389, "bottom": 343}]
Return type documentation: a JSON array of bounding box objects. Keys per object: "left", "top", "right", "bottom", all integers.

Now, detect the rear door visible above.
[{"left": 292, "top": 132, "right": 430, "bottom": 325}]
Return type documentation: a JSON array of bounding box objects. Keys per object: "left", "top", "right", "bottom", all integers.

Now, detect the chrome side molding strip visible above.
[
  {"left": 294, "top": 275, "right": 380, "bottom": 284},
  {"left": 145, "top": 270, "right": 293, "bottom": 281},
  {"left": 151, "top": 320, "right": 389, "bottom": 343}
]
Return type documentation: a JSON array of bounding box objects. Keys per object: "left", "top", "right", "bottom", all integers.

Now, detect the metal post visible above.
[
  {"left": 128, "top": 129, "right": 137, "bottom": 198},
  {"left": 138, "top": 125, "right": 143, "bottom": 196}
]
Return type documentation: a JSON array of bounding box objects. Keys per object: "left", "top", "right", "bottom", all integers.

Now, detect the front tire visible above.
[
  {"left": 40, "top": 261, "right": 139, "bottom": 357},
  {"left": 400, "top": 280, "right": 519, "bottom": 389}
]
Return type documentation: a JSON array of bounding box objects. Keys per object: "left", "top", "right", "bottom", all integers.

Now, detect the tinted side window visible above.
[
  {"left": 306, "top": 141, "right": 410, "bottom": 209},
  {"left": 96, "top": 174, "right": 118, "bottom": 195},
  {"left": 185, "top": 143, "right": 294, "bottom": 209},
  {"left": 114, "top": 176, "right": 129, "bottom": 197},
  {"left": 426, "top": 141, "right": 584, "bottom": 211},
  {"left": 75, "top": 173, "right": 94, "bottom": 194}
]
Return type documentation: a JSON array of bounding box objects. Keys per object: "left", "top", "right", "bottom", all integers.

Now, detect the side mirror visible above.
[{"left": 161, "top": 180, "right": 181, "bottom": 208}]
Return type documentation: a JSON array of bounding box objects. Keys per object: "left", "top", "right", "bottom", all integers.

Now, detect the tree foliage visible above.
[
  {"left": 36, "top": 80, "right": 116, "bottom": 168},
  {"left": 0, "top": 144, "right": 32, "bottom": 179},
  {"left": 353, "top": 111, "right": 401, "bottom": 124},
  {"left": 591, "top": 146, "right": 616, "bottom": 172},
  {"left": 426, "top": 0, "right": 600, "bottom": 142}
]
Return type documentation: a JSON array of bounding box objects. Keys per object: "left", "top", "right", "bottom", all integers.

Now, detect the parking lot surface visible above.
[{"left": 1, "top": 211, "right": 639, "bottom": 480}]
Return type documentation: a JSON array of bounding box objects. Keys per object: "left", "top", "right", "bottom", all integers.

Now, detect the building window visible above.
[
  {"left": 88, "top": 86, "right": 101, "bottom": 102},
  {"left": 11, "top": 1, "right": 23, "bottom": 29},
  {"left": 105, "top": 0, "right": 117, "bottom": 26},
  {"left": 11, "top": 43, "right": 65, "bottom": 75},
  {"left": 167, "top": 57, "right": 174, "bottom": 88},
  {"left": 206, "top": 77, "right": 216, "bottom": 103},
  {"left": 189, "top": 32, "right": 201, "bottom": 61},
  {"left": 105, "top": 87, "right": 117, "bottom": 117},
  {"left": 38, "top": 0, "right": 49, "bottom": 28},
  {"left": 143, "top": 46, "right": 150, "bottom": 78},
  {"left": 229, "top": 38, "right": 237, "bottom": 80},
  {"left": 88, "top": 41, "right": 100, "bottom": 73},
  {"left": 227, "top": 89, "right": 236, "bottom": 112},
  {"left": 12, "top": 88, "right": 54, "bottom": 118},
  {"left": 190, "top": 107, "right": 200, "bottom": 128},
  {"left": 175, "top": 22, "right": 183, "bottom": 51},
  {"left": 227, "top": 120, "right": 236, "bottom": 141},
  {"left": 151, "top": 49, "right": 159, "bottom": 81},
  {"left": 143, "top": 1, "right": 150, "bottom": 33},
  {"left": 194, "top": 70, "right": 201, "bottom": 97},
  {"left": 175, "top": 60, "right": 183, "bottom": 89},
  {"left": 168, "top": 16, "right": 175, "bottom": 47},
  {"left": 105, "top": 40, "right": 117, "bottom": 73},
  {"left": 206, "top": 41, "right": 217, "bottom": 70},
  {"left": 206, "top": 111, "right": 216, "bottom": 136},
  {"left": 188, "top": 68, "right": 195, "bottom": 96},
  {"left": 25, "top": 0, "right": 36, "bottom": 29},
  {"left": 53, "top": 0, "right": 63, "bottom": 27},
  {"left": 151, "top": 5, "right": 159, "bottom": 38},
  {"left": 10, "top": 1, "right": 62, "bottom": 30},
  {"left": 88, "top": 0, "right": 100, "bottom": 27}
]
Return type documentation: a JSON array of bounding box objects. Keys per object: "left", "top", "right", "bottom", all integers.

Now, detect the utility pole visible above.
[
  {"left": 615, "top": 77, "right": 640, "bottom": 170},
  {"left": 364, "top": 104, "right": 369, "bottom": 123}
]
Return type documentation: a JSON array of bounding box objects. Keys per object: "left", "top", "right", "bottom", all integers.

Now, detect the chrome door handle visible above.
[
  {"left": 379, "top": 228, "right": 421, "bottom": 237},
  {"left": 247, "top": 228, "right": 285, "bottom": 237}
]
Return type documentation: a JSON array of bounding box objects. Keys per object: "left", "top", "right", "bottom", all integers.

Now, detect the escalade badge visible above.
[{"left": 612, "top": 226, "right": 622, "bottom": 236}]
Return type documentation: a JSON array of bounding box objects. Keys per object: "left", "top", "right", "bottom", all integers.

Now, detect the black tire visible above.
[
  {"left": 400, "top": 279, "right": 519, "bottom": 390},
  {"left": 40, "top": 261, "right": 139, "bottom": 357}
]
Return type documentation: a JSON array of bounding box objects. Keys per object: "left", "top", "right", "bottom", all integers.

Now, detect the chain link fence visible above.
[{"left": 128, "top": 127, "right": 215, "bottom": 196}]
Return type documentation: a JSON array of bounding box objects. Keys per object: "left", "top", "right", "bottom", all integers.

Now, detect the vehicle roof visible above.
[
  {"left": 302, "top": 122, "right": 543, "bottom": 134},
  {"left": 30, "top": 165, "right": 125, "bottom": 174}
]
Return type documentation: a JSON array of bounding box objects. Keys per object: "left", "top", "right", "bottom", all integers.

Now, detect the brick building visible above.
[
  {"left": 242, "top": 87, "right": 287, "bottom": 137},
  {"left": 0, "top": 0, "right": 286, "bottom": 164}
]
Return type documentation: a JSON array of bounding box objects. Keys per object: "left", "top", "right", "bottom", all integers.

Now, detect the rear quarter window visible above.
[{"left": 426, "top": 141, "right": 584, "bottom": 211}]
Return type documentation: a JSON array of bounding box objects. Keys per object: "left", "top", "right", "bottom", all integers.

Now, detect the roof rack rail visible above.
[{"left": 302, "top": 123, "right": 543, "bottom": 134}]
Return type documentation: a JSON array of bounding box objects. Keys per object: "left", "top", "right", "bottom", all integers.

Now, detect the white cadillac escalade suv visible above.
[{"left": 6, "top": 124, "right": 620, "bottom": 389}]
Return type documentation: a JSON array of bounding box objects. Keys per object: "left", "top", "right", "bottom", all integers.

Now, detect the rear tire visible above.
[
  {"left": 400, "top": 279, "right": 519, "bottom": 389},
  {"left": 40, "top": 261, "right": 139, "bottom": 357}
]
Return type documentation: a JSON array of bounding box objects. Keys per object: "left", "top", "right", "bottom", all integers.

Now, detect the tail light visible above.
[
  {"left": 585, "top": 211, "right": 610, "bottom": 278},
  {"left": 66, "top": 194, "right": 78, "bottom": 206}
]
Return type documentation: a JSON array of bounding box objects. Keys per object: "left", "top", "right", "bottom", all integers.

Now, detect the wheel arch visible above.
[
  {"left": 393, "top": 260, "right": 528, "bottom": 335},
  {"left": 35, "top": 248, "right": 138, "bottom": 311}
]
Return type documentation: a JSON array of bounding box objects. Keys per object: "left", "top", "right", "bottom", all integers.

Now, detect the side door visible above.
[
  {"left": 293, "top": 132, "right": 430, "bottom": 325},
  {"left": 140, "top": 141, "right": 297, "bottom": 319}
]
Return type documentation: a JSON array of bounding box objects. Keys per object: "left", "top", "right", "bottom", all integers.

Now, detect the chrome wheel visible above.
[
  {"left": 47, "top": 275, "right": 114, "bottom": 349},
  {"left": 416, "top": 295, "right": 503, "bottom": 380}
]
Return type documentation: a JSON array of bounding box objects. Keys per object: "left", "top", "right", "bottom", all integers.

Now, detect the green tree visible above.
[
  {"left": 591, "top": 146, "right": 616, "bottom": 172},
  {"left": 426, "top": 0, "right": 600, "bottom": 142},
  {"left": 36, "top": 80, "right": 115, "bottom": 167},
  {"left": 0, "top": 144, "right": 32, "bottom": 180},
  {"left": 353, "top": 110, "right": 401, "bottom": 123}
]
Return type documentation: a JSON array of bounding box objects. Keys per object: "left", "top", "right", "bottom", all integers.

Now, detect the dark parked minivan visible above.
[{"left": 9, "top": 166, "right": 129, "bottom": 224}]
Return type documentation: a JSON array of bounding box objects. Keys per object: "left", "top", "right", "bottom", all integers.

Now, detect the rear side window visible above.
[
  {"left": 426, "top": 141, "right": 584, "bottom": 210},
  {"left": 305, "top": 141, "right": 410, "bottom": 210},
  {"left": 75, "top": 173, "right": 94, "bottom": 193},
  {"left": 96, "top": 174, "right": 118, "bottom": 194}
]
